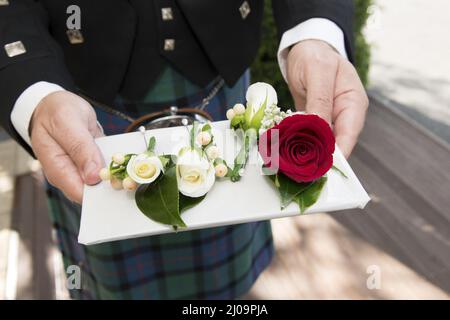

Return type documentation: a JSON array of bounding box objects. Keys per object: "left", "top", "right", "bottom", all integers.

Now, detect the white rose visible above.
[
  {"left": 176, "top": 149, "right": 215, "bottom": 198},
  {"left": 246, "top": 82, "right": 278, "bottom": 114},
  {"left": 126, "top": 154, "right": 163, "bottom": 184}
]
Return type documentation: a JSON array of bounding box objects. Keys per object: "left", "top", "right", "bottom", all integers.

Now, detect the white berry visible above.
[
  {"left": 122, "top": 177, "right": 138, "bottom": 191},
  {"left": 110, "top": 177, "right": 123, "bottom": 190},
  {"left": 233, "top": 103, "right": 246, "bottom": 115},
  {"left": 226, "top": 109, "right": 235, "bottom": 120},
  {"left": 99, "top": 167, "right": 110, "bottom": 181},
  {"left": 112, "top": 153, "right": 125, "bottom": 165},
  {"left": 215, "top": 163, "right": 228, "bottom": 178},
  {"left": 196, "top": 131, "right": 212, "bottom": 146}
]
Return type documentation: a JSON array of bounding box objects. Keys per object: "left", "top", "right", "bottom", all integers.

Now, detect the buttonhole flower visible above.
[{"left": 126, "top": 153, "right": 164, "bottom": 185}]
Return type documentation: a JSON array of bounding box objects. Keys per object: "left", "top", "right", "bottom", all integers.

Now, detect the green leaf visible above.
[
  {"left": 249, "top": 93, "right": 268, "bottom": 131},
  {"left": 179, "top": 194, "right": 206, "bottom": 213},
  {"left": 332, "top": 165, "right": 348, "bottom": 179},
  {"left": 274, "top": 173, "right": 311, "bottom": 209},
  {"left": 201, "top": 123, "right": 211, "bottom": 132},
  {"left": 147, "top": 136, "right": 156, "bottom": 153},
  {"left": 158, "top": 155, "right": 171, "bottom": 169},
  {"left": 230, "top": 114, "right": 244, "bottom": 128},
  {"left": 295, "top": 176, "right": 327, "bottom": 214},
  {"left": 244, "top": 102, "right": 253, "bottom": 129},
  {"left": 135, "top": 166, "right": 186, "bottom": 228},
  {"left": 109, "top": 155, "right": 134, "bottom": 180}
]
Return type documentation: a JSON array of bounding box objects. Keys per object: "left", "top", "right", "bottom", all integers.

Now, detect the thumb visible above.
[{"left": 53, "top": 122, "right": 105, "bottom": 185}]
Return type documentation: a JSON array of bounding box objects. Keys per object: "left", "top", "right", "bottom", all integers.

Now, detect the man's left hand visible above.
[{"left": 286, "top": 39, "right": 369, "bottom": 158}]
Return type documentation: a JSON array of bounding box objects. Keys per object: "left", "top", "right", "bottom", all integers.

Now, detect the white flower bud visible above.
[
  {"left": 233, "top": 103, "right": 246, "bottom": 115},
  {"left": 226, "top": 109, "right": 235, "bottom": 120},
  {"left": 196, "top": 131, "right": 212, "bottom": 146},
  {"left": 110, "top": 177, "right": 123, "bottom": 190},
  {"left": 112, "top": 153, "right": 125, "bottom": 165},
  {"left": 205, "top": 145, "right": 219, "bottom": 160},
  {"left": 215, "top": 163, "right": 228, "bottom": 178},
  {"left": 99, "top": 167, "right": 110, "bottom": 181},
  {"left": 246, "top": 82, "right": 278, "bottom": 114},
  {"left": 122, "top": 177, "right": 138, "bottom": 191}
]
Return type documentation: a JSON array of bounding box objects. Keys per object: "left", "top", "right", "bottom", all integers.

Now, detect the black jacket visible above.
[{"left": 0, "top": 0, "right": 354, "bottom": 153}]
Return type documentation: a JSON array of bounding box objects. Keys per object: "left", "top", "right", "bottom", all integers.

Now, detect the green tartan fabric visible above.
[{"left": 47, "top": 66, "right": 274, "bottom": 299}]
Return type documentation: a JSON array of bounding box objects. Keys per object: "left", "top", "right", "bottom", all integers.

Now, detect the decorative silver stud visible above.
[
  {"left": 0, "top": 0, "right": 9, "bottom": 6},
  {"left": 66, "top": 29, "right": 84, "bottom": 44},
  {"left": 164, "top": 39, "right": 175, "bottom": 51},
  {"left": 4, "top": 41, "right": 26, "bottom": 57},
  {"left": 161, "top": 7, "right": 174, "bottom": 21},
  {"left": 239, "top": 1, "right": 251, "bottom": 20}
]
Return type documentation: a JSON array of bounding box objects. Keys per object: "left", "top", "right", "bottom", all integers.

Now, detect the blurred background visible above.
[{"left": 1, "top": 0, "right": 449, "bottom": 299}]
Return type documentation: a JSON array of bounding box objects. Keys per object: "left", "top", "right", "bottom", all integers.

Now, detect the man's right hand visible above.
[{"left": 30, "top": 91, "right": 105, "bottom": 204}]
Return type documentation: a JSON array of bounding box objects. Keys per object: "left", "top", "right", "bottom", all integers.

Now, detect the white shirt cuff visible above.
[
  {"left": 277, "top": 18, "right": 348, "bottom": 82},
  {"left": 10, "top": 82, "right": 65, "bottom": 145}
]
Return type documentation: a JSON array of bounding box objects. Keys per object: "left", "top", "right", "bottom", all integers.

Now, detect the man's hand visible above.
[
  {"left": 286, "top": 39, "right": 369, "bottom": 158},
  {"left": 30, "top": 91, "right": 105, "bottom": 203}
]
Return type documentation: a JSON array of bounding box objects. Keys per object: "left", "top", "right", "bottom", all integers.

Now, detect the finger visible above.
[
  {"left": 333, "top": 92, "right": 368, "bottom": 158},
  {"left": 93, "top": 121, "right": 105, "bottom": 138},
  {"left": 32, "top": 128, "right": 84, "bottom": 203},
  {"left": 333, "top": 61, "right": 369, "bottom": 158},
  {"left": 304, "top": 59, "right": 338, "bottom": 124},
  {"left": 88, "top": 115, "right": 105, "bottom": 139},
  {"left": 288, "top": 82, "right": 307, "bottom": 111},
  {"left": 51, "top": 118, "right": 105, "bottom": 185}
]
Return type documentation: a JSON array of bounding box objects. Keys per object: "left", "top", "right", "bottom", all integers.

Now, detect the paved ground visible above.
[{"left": 366, "top": 0, "right": 450, "bottom": 143}]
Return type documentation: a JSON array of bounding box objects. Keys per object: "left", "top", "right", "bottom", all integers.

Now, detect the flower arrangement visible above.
[
  {"left": 99, "top": 124, "right": 230, "bottom": 229},
  {"left": 98, "top": 82, "right": 346, "bottom": 229},
  {"left": 227, "top": 82, "right": 346, "bottom": 212}
]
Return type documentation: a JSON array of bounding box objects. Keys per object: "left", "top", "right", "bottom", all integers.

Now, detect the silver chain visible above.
[
  {"left": 195, "top": 78, "right": 225, "bottom": 111},
  {"left": 80, "top": 77, "right": 225, "bottom": 123}
]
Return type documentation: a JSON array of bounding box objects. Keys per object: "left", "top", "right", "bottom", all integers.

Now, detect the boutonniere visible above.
[
  {"left": 99, "top": 123, "right": 230, "bottom": 230},
  {"left": 226, "top": 82, "right": 347, "bottom": 213}
]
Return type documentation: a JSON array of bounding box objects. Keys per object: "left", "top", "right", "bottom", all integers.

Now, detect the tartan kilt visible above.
[{"left": 47, "top": 67, "right": 274, "bottom": 299}]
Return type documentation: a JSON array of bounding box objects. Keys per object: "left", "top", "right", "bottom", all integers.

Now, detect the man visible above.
[{"left": 0, "top": 0, "right": 368, "bottom": 299}]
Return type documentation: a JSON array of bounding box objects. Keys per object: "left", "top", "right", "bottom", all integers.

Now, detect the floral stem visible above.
[{"left": 230, "top": 129, "right": 256, "bottom": 182}]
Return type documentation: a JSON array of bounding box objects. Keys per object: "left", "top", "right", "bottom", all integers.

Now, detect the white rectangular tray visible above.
[{"left": 79, "top": 121, "right": 370, "bottom": 245}]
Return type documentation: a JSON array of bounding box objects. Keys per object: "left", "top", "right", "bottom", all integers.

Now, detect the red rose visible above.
[{"left": 259, "top": 114, "right": 335, "bottom": 182}]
